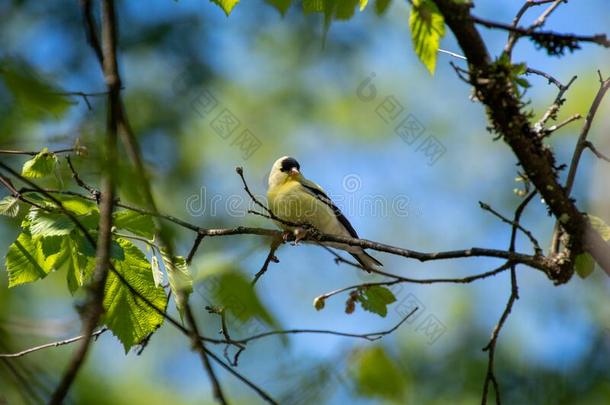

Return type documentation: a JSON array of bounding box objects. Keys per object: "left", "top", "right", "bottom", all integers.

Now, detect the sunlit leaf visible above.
[
  {"left": 575, "top": 252, "right": 595, "bottom": 279},
  {"left": 5, "top": 230, "right": 58, "bottom": 287},
  {"left": 21, "top": 148, "right": 58, "bottom": 178},
  {"left": 350, "top": 346, "right": 408, "bottom": 401},
  {"left": 0, "top": 196, "right": 20, "bottom": 217},
  {"left": 359, "top": 0, "right": 368, "bottom": 11},
  {"left": 113, "top": 210, "right": 156, "bottom": 239},
  {"left": 53, "top": 233, "right": 96, "bottom": 293},
  {"left": 409, "top": 0, "right": 445, "bottom": 75},
  {"left": 210, "top": 0, "right": 240, "bottom": 16},
  {"left": 27, "top": 208, "right": 75, "bottom": 237},
  {"left": 102, "top": 238, "right": 167, "bottom": 352}
]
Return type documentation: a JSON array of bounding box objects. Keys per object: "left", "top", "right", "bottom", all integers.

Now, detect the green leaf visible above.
[
  {"left": 350, "top": 346, "right": 408, "bottom": 401},
  {"left": 208, "top": 269, "right": 278, "bottom": 328},
  {"left": 575, "top": 252, "right": 595, "bottom": 279},
  {"left": 357, "top": 286, "right": 396, "bottom": 317},
  {"left": 27, "top": 208, "right": 75, "bottom": 237},
  {"left": 53, "top": 233, "right": 96, "bottom": 293},
  {"left": 162, "top": 254, "right": 192, "bottom": 319},
  {"left": 303, "top": 0, "right": 324, "bottom": 13},
  {"left": 112, "top": 210, "right": 156, "bottom": 239},
  {"left": 5, "top": 230, "right": 59, "bottom": 287},
  {"left": 374, "top": 0, "right": 391, "bottom": 15},
  {"left": 210, "top": 0, "right": 240, "bottom": 16},
  {"left": 359, "top": 0, "right": 368, "bottom": 11},
  {"left": 0, "top": 58, "right": 73, "bottom": 118},
  {"left": 21, "top": 148, "right": 58, "bottom": 178},
  {"left": 409, "top": 0, "right": 445, "bottom": 75},
  {"left": 102, "top": 238, "right": 167, "bottom": 352},
  {"left": 266, "top": 0, "right": 292, "bottom": 15},
  {"left": 588, "top": 214, "right": 610, "bottom": 241},
  {"left": 0, "top": 196, "right": 21, "bottom": 217}
]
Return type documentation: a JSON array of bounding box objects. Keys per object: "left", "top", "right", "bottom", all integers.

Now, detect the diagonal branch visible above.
[{"left": 432, "top": 0, "right": 610, "bottom": 279}]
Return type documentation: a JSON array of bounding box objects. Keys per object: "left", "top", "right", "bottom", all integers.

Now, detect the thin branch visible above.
[
  {"left": 252, "top": 237, "right": 282, "bottom": 285},
  {"left": 0, "top": 148, "right": 76, "bottom": 156},
  {"left": 472, "top": 15, "right": 610, "bottom": 48},
  {"left": 0, "top": 329, "right": 108, "bottom": 359},
  {"left": 479, "top": 200, "right": 542, "bottom": 255},
  {"left": 319, "top": 243, "right": 514, "bottom": 285},
  {"left": 540, "top": 113, "right": 582, "bottom": 137},
  {"left": 66, "top": 155, "right": 99, "bottom": 198},
  {"left": 533, "top": 74, "right": 578, "bottom": 133},
  {"left": 551, "top": 73, "right": 610, "bottom": 254},
  {"left": 564, "top": 73, "right": 610, "bottom": 195},
  {"left": 202, "top": 348, "right": 278, "bottom": 405},
  {"left": 481, "top": 191, "right": 536, "bottom": 405},
  {"left": 14, "top": 185, "right": 556, "bottom": 274},
  {"left": 186, "top": 232, "right": 206, "bottom": 264},
  {"left": 585, "top": 141, "right": 610, "bottom": 163},
  {"left": 184, "top": 304, "right": 229, "bottom": 405},
  {"left": 233, "top": 307, "right": 419, "bottom": 345}
]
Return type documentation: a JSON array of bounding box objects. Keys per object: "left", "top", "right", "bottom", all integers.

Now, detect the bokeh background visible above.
[{"left": 1, "top": 0, "right": 609, "bottom": 403}]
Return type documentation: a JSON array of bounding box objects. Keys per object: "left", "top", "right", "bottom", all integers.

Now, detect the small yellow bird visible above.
[{"left": 267, "top": 156, "right": 382, "bottom": 270}]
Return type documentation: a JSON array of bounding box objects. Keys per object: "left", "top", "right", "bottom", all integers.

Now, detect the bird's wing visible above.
[{"left": 299, "top": 178, "right": 359, "bottom": 238}]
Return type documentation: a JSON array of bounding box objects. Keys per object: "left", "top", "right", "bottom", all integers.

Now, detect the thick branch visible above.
[{"left": 432, "top": 0, "right": 610, "bottom": 278}]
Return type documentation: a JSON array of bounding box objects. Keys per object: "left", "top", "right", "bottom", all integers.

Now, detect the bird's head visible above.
[{"left": 268, "top": 156, "right": 301, "bottom": 188}]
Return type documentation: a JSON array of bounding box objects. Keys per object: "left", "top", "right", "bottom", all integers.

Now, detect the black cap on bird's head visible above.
[
  {"left": 268, "top": 156, "right": 301, "bottom": 188},
  {"left": 279, "top": 157, "right": 300, "bottom": 174}
]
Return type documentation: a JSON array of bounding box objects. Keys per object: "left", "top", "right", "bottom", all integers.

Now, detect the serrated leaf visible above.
[
  {"left": 0, "top": 58, "right": 73, "bottom": 118},
  {"left": 210, "top": 0, "right": 240, "bottom": 16},
  {"left": 162, "top": 254, "right": 192, "bottom": 319},
  {"left": 5, "top": 230, "right": 59, "bottom": 287},
  {"left": 374, "top": 0, "right": 391, "bottom": 15},
  {"left": 102, "top": 238, "right": 167, "bottom": 353},
  {"left": 27, "top": 208, "right": 75, "bottom": 237},
  {"left": 349, "top": 346, "right": 408, "bottom": 401},
  {"left": 575, "top": 252, "right": 595, "bottom": 279},
  {"left": 587, "top": 214, "right": 610, "bottom": 241},
  {"left": 112, "top": 210, "right": 156, "bottom": 239},
  {"left": 21, "top": 148, "right": 58, "bottom": 178},
  {"left": 266, "top": 0, "right": 292, "bottom": 15},
  {"left": 409, "top": 0, "right": 445, "bottom": 75},
  {"left": 0, "top": 196, "right": 20, "bottom": 217},
  {"left": 357, "top": 286, "right": 396, "bottom": 317},
  {"left": 53, "top": 233, "right": 96, "bottom": 293}
]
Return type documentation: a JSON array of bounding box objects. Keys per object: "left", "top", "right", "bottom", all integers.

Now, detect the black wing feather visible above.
[{"left": 300, "top": 183, "right": 359, "bottom": 238}]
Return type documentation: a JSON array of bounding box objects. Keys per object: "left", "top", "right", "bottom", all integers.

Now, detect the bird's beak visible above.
[{"left": 289, "top": 167, "right": 300, "bottom": 176}]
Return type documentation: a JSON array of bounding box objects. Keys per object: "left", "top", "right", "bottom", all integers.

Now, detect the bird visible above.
[{"left": 266, "top": 156, "right": 382, "bottom": 271}]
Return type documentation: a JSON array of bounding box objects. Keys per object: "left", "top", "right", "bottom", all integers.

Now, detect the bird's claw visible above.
[{"left": 292, "top": 227, "right": 309, "bottom": 246}]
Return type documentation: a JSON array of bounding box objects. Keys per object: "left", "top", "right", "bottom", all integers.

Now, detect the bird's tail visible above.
[{"left": 350, "top": 249, "right": 382, "bottom": 272}]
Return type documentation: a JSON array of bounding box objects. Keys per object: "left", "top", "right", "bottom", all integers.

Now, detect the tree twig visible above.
[{"left": 0, "top": 329, "right": 108, "bottom": 359}]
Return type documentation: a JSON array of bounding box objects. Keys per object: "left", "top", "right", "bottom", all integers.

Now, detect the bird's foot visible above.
[
  {"left": 292, "top": 227, "right": 309, "bottom": 245},
  {"left": 282, "top": 231, "right": 292, "bottom": 243}
]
